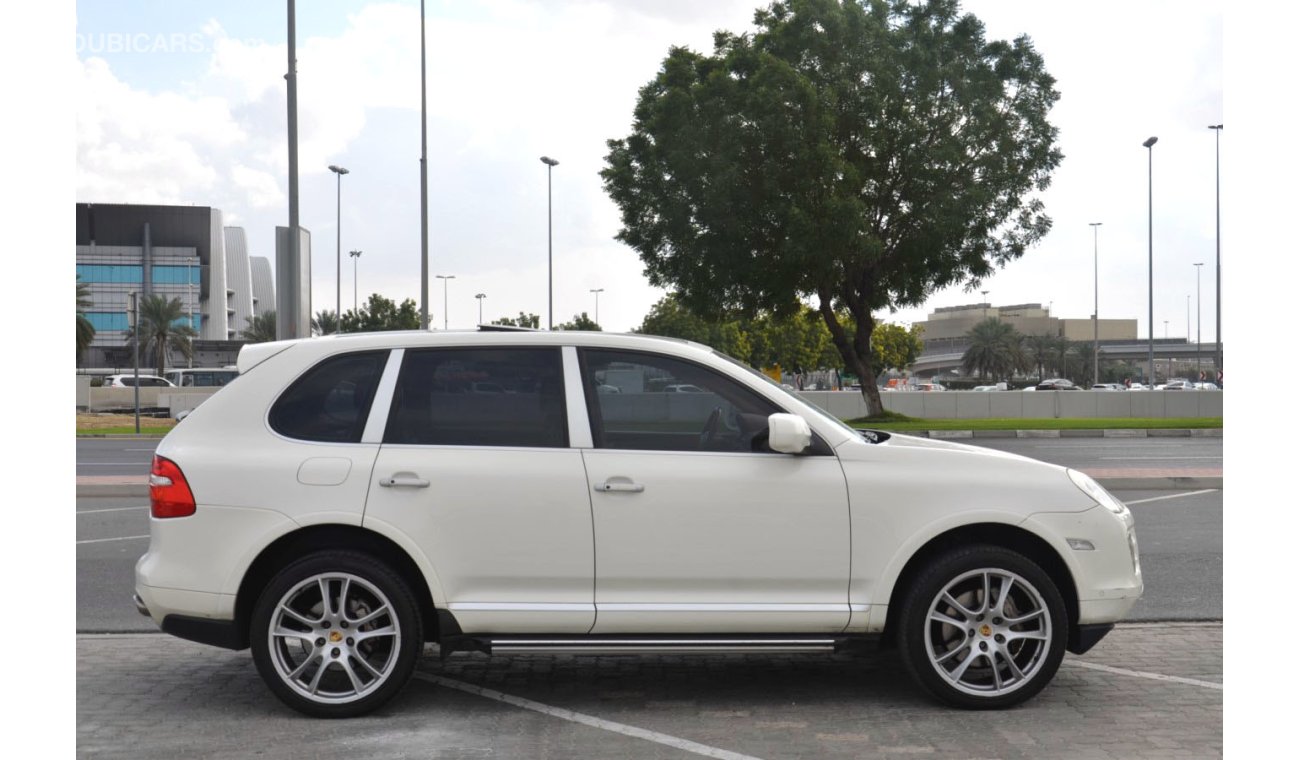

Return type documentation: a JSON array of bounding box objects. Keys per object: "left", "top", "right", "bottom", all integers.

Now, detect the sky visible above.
[{"left": 74, "top": 0, "right": 1222, "bottom": 338}]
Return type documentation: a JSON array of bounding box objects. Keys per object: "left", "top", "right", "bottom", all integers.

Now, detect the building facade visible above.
[{"left": 76, "top": 203, "right": 275, "bottom": 369}]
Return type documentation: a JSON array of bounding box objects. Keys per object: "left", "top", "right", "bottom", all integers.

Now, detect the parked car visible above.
[
  {"left": 972, "top": 385, "right": 998, "bottom": 392},
  {"left": 1091, "top": 383, "right": 1123, "bottom": 391},
  {"left": 915, "top": 382, "right": 946, "bottom": 391},
  {"left": 1162, "top": 379, "right": 1194, "bottom": 391},
  {"left": 1034, "top": 378, "right": 1080, "bottom": 391},
  {"left": 1194, "top": 381, "right": 1220, "bottom": 390},
  {"left": 164, "top": 367, "right": 240, "bottom": 388},
  {"left": 664, "top": 383, "right": 705, "bottom": 393},
  {"left": 135, "top": 330, "right": 1142, "bottom": 717},
  {"left": 104, "top": 374, "right": 176, "bottom": 388}
]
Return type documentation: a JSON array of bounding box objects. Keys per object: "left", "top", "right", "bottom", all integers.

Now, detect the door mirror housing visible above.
[{"left": 767, "top": 413, "right": 812, "bottom": 454}]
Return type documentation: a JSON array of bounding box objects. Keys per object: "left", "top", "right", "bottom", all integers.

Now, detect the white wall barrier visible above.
[{"left": 795, "top": 390, "right": 1222, "bottom": 419}]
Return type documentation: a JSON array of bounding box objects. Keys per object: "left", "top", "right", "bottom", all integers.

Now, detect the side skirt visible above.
[{"left": 436, "top": 633, "right": 882, "bottom": 658}]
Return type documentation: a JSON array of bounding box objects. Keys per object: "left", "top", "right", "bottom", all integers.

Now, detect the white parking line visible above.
[
  {"left": 414, "top": 673, "right": 764, "bottom": 760},
  {"left": 1100, "top": 456, "right": 1221, "bottom": 460},
  {"left": 77, "top": 535, "right": 149, "bottom": 545},
  {"left": 1066, "top": 660, "right": 1222, "bottom": 690},
  {"left": 78, "top": 506, "right": 149, "bottom": 515},
  {"left": 1125, "top": 489, "right": 1219, "bottom": 506}
]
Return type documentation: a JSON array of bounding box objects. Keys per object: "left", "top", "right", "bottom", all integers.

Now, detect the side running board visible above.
[{"left": 438, "top": 635, "right": 879, "bottom": 657}]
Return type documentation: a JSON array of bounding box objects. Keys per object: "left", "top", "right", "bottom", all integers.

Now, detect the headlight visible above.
[{"left": 1068, "top": 469, "right": 1129, "bottom": 516}]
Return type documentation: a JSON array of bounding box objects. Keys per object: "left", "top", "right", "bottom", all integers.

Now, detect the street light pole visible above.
[
  {"left": 1194, "top": 262, "right": 1204, "bottom": 381},
  {"left": 328, "top": 164, "right": 350, "bottom": 333},
  {"left": 1143, "top": 136, "right": 1158, "bottom": 385},
  {"left": 1209, "top": 124, "right": 1222, "bottom": 373},
  {"left": 540, "top": 156, "right": 559, "bottom": 329},
  {"left": 419, "top": 0, "right": 429, "bottom": 331},
  {"left": 590, "top": 288, "right": 604, "bottom": 326},
  {"left": 1164, "top": 320, "right": 1170, "bottom": 381},
  {"left": 349, "top": 250, "right": 362, "bottom": 312},
  {"left": 475, "top": 293, "right": 486, "bottom": 325},
  {"left": 1090, "top": 222, "right": 1102, "bottom": 386},
  {"left": 435, "top": 274, "right": 455, "bottom": 330}
]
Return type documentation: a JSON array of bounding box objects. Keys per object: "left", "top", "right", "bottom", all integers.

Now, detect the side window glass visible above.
[
  {"left": 385, "top": 348, "right": 567, "bottom": 448},
  {"left": 269, "top": 351, "right": 387, "bottom": 443},
  {"left": 582, "top": 350, "right": 781, "bottom": 453}
]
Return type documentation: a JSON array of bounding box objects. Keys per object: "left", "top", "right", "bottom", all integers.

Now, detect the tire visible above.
[
  {"left": 250, "top": 550, "right": 423, "bottom": 718},
  {"left": 897, "top": 545, "right": 1067, "bottom": 709}
]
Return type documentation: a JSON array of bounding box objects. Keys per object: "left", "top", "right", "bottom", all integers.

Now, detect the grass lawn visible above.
[
  {"left": 848, "top": 415, "right": 1223, "bottom": 431},
  {"left": 77, "top": 413, "right": 176, "bottom": 436}
]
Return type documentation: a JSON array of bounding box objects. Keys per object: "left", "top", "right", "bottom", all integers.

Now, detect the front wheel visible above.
[
  {"left": 250, "top": 551, "right": 423, "bottom": 718},
  {"left": 897, "top": 545, "right": 1067, "bottom": 709}
]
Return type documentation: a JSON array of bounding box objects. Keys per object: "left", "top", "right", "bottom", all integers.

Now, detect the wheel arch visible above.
[
  {"left": 879, "top": 523, "right": 1079, "bottom": 649},
  {"left": 234, "top": 524, "right": 441, "bottom": 649}
]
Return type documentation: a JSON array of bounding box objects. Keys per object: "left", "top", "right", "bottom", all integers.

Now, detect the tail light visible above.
[{"left": 150, "top": 455, "right": 196, "bottom": 518}]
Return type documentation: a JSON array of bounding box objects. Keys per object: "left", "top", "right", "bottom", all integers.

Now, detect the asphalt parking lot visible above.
[{"left": 78, "top": 623, "right": 1221, "bottom": 759}]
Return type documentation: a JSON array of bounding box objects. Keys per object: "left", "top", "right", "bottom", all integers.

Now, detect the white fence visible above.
[{"left": 797, "top": 389, "right": 1223, "bottom": 419}]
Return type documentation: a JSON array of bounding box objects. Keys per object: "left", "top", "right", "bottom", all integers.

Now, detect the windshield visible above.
[{"left": 710, "top": 349, "right": 861, "bottom": 439}]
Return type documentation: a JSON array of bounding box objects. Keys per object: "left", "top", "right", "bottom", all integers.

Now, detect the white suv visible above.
[{"left": 135, "top": 330, "right": 1141, "bottom": 717}]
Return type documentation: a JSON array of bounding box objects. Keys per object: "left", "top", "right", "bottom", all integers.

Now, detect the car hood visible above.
[{"left": 836, "top": 431, "right": 1096, "bottom": 513}]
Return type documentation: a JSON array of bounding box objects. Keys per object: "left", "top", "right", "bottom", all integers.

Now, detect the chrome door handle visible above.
[
  {"left": 595, "top": 481, "right": 644, "bottom": 493},
  {"left": 380, "top": 475, "right": 430, "bottom": 488}
]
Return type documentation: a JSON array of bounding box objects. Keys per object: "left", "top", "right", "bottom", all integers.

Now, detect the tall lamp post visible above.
[
  {"left": 1209, "top": 124, "right": 1222, "bottom": 373},
  {"left": 590, "top": 288, "right": 604, "bottom": 326},
  {"left": 475, "top": 293, "right": 486, "bottom": 325},
  {"left": 540, "top": 156, "right": 559, "bottom": 329},
  {"left": 349, "top": 250, "right": 362, "bottom": 312},
  {"left": 1090, "top": 221, "right": 1103, "bottom": 386},
  {"left": 1142, "top": 136, "right": 1158, "bottom": 385},
  {"left": 1170, "top": 318, "right": 1180, "bottom": 379},
  {"left": 328, "top": 164, "right": 350, "bottom": 333},
  {"left": 435, "top": 274, "right": 455, "bottom": 330},
  {"left": 1193, "top": 262, "right": 1204, "bottom": 381}
]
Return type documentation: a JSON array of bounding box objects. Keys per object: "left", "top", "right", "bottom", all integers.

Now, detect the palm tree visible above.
[
  {"left": 131, "top": 295, "right": 197, "bottom": 376},
  {"left": 311, "top": 310, "right": 338, "bottom": 336},
  {"left": 77, "top": 277, "right": 95, "bottom": 364},
  {"left": 241, "top": 311, "right": 277, "bottom": 343},
  {"left": 1024, "top": 333, "right": 1056, "bottom": 382},
  {"left": 961, "top": 318, "right": 1024, "bottom": 383}
]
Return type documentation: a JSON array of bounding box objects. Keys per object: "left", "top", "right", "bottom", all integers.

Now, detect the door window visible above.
[
  {"left": 580, "top": 349, "right": 782, "bottom": 453},
  {"left": 385, "top": 348, "right": 567, "bottom": 448}
]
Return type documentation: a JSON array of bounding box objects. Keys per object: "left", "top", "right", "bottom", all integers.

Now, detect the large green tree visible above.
[
  {"left": 603, "top": 0, "right": 1061, "bottom": 415},
  {"left": 340, "top": 295, "right": 421, "bottom": 332},
  {"left": 132, "top": 295, "right": 197, "bottom": 376},
  {"left": 636, "top": 294, "right": 752, "bottom": 360},
  {"left": 77, "top": 277, "right": 95, "bottom": 363}
]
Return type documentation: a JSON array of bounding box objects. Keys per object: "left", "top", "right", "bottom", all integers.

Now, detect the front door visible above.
[{"left": 578, "top": 348, "right": 851, "bottom": 634}]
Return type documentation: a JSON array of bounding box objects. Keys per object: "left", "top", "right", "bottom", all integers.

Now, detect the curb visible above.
[
  {"left": 1094, "top": 476, "right": 1223, "bottom": 490},
  {"left": 903, "top": 428, "right": 1220, "bottom": 439},
  {"left": 78, "top": 484, "right": 149, "bottom": 497}
]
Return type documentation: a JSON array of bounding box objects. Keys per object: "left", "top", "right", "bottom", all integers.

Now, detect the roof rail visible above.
[{"left": 477, "top": 324, "right": 540, "bottom": 332}]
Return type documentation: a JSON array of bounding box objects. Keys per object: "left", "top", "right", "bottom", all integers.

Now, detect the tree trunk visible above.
[{"left": 816, "top": 296, "right": 885, "bottom": 418}]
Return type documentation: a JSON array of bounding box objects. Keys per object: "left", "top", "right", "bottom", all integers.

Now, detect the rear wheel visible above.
[
  {"left": 251, "top": 551, "right": 423, "bottom": 718},
  {"left": 897, "top": 545, "right": 1067, "bottom": 709}
]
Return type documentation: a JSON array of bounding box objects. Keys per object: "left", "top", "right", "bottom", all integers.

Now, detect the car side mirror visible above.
[{"left": 767, "top": 413, "right": 811, "bottom": 454}]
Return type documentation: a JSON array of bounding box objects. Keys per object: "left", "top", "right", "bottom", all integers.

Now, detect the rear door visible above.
[{"left": 363, "top": 346, "right": 595, "bottom": 634}]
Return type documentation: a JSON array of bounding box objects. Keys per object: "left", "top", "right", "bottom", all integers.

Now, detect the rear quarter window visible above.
[{"left": 269, "top": 351, "right": 388, "bottom": 443}]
